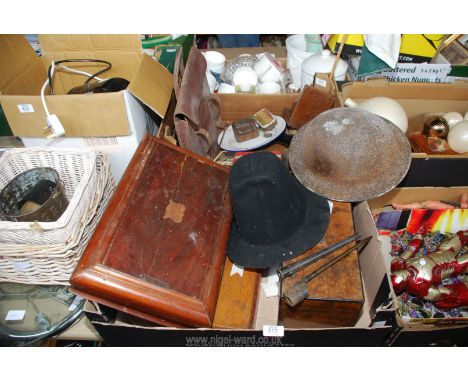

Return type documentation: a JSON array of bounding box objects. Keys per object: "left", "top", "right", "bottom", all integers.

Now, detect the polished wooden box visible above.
[
  {"left": 70, "top": 136, "right": 232, "bottom": 327},
  {"left": 279, "top": 202, "right": 364, "bottom": 328}
]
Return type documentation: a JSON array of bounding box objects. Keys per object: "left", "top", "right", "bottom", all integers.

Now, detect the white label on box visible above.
[
  {"left": 263, "top": 325, "right": 284, "bottom": 337},
  {"left": 347, "top": 56, "right": 454, "bottom": 83},
  {"left": 5, "top": 310, "right": 26, "bottom": 321},
  {"left": 12, "top": 261, "right": 31, "bottom": 270},
  {"left": 17, "top": 104, "right": 35, "bottom": 113},
  {"left": 315, "top": 78, "right": 327, "bottom": 88},
  {"left": 84, "top": 137, "right": 118, "bottom": 147}
]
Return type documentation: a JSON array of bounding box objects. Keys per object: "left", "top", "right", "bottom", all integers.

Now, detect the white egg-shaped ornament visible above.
[
  {"left": 447, "top": 120, "right": 468, "bottom": 153},
  {"left": 345, "top": 97, "right": 408, "bottom": 134},
  {"left": 442, "top": 111, "right": 464, "bottom": 128}
]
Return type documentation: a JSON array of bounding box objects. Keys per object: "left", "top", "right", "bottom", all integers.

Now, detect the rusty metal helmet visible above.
[{"left": 289, "top": 107, "right": 412, "bottom": 202}]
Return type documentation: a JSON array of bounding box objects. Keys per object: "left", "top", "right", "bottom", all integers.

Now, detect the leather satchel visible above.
[{"left": 174, "top": 47, "right": 223, "bottom": 158}]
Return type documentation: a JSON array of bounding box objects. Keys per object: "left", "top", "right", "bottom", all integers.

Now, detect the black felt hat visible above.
[{"left": 227, "top": 151, "right": 330, "bottom": 268}]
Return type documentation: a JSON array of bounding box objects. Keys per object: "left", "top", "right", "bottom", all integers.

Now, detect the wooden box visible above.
[
  {"left": 213, "top": 257, "right": 260, "bottom": 329},
  {"left": 70, "top": 136, "right": 232, "bottom": 328},
  {"left": 279, "top": 202, "right": 364, "bottom": 328}
]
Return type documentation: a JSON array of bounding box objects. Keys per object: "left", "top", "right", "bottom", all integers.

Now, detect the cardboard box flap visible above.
[
  {"left": 341, "top": 80, "right": 468, "bottom": 101},
  {"left": 39, "top": 34, "right": 142, "bottom": 53},
  {"left": 1, "top": 58, "right": 45, "bottom": 96},
  {"left": 127, "top": 53, "right": 173, "bottom": 118},
  {"left": 367, "top": 187, "right": 468, "bottom": 211},
  {"left": 0, "top": 34, "right": 41, "bottom": 92}
]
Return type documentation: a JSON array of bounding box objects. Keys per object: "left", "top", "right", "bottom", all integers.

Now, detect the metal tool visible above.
[
  {"left": 277, "top": 233, "right": 360, "bottom": 280},
  {"left": 283, "top": 236, "right": 372, "bottom": 307}
]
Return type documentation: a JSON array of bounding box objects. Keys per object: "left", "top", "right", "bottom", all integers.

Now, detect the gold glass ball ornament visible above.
[{"left": 423, "top": 117, "right": 450, "bottom": 139}]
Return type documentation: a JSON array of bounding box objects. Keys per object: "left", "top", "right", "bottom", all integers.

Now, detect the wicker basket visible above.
[
  {"left": 0, "top": 153, "right": 115, "bottom": 284},
  {"left": 0, "top": 148, "right": 97, "bottom": 245}
]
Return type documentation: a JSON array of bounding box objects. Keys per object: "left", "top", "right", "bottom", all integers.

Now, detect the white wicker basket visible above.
[
  {"left": 0, "top": 153, "right": 115, "bottom": 284},
  {"left": 0, "top": 147, "right": 97, "bottom": 244}
]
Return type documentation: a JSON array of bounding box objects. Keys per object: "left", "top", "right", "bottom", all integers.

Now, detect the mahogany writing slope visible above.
[{"left": 70, "top": 136, "right": 232, "bottom": 327}]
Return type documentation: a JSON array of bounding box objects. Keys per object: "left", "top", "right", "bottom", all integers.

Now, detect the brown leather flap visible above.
[
  {"left": 174, "top": 47, "right": 209, "bottom": 126},
  {"left": 173, "top": 47, "right": 223, "bottom": 158}
]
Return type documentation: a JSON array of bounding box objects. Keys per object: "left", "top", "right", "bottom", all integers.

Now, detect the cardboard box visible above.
[
  {"left": 340, "top": 80, "right": 468, "bottom": 188},
  {"left": 363, "top": 187, "right": 468, "bottom": 346},
  {"left": 328, "top": 34, "right": 445, "bottom": 63},
  {"left": 340, "top": 79, "right": 468, "bottom": 157},
  {"left": 20, "top": 91, "right": 150, "bottom": 182},
  {"left": 62, "top": 189, "right": 468, "bottom": 346},
  {"left": 0, "top": 34, "right": 173, "bottom": 181},
  {"left": 80, "top": 202, "right": 396, "bottom": 346},
  {"left": 201, "top": 47, "right": 300, "bottom": 121}
]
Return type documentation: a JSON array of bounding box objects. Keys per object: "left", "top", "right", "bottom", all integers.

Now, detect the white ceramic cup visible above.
[
  {"left": 218, "top": 83, "right": 236, "bottom": 94},
  {"left": 206, "top": 72, "right": 219, "bottom": 93},
  {"left": 232, "top": 67, "right": 258, "bottom": 93},
  {"left": 254, "top": 54, "right": 273, "bottom": 76},
  {"left": 257, "top": 82, "right": 281, "bottom": 94},
  {"left": 203, "top": 51, "right": 226, "bottom": 74},
  {"left": 254, "top": 54, "right": 282, "bottom": 83}
]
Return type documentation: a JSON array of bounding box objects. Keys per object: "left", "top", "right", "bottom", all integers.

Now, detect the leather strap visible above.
[{"left": 173, "top": 47, "right": 185, "bottom": 101}]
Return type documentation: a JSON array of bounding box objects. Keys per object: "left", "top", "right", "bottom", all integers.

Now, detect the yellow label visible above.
[{"left": 327, "top": 34, "right": 444, "bottom": 60}]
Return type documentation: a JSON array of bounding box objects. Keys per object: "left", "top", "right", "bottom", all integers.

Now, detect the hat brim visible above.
[{"left": 227, "top": 182, "right": 330, "bottom": 269}]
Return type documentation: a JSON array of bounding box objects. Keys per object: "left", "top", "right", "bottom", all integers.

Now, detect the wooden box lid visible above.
[
  {"left": 70, "top": 136, "right": 232, "bottom": 328},
  {"left": 280, "top": 202, "right": 364, "bottom": 327}
]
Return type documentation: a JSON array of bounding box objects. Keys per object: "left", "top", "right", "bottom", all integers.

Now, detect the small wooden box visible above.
[
  {"left": 279, "top": 202, "right": 364, "bottom": 328},
  {"left": 213, "top": 257, "right": 260, "bottom": 329},
  {"left": 70, "top": 136, "right": 232, "bottom": 328}
]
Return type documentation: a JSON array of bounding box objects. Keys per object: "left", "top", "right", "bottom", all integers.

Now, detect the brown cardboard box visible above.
[
  {"left": 0, "top": 34, "right": 173, "bottom": 137},
  {"left": 340, "top": 80, "right": 468, "bottom": 187},
  {"left": 79, "top": 200, "right": 397, "bottom": 346},
  {"left": 67, "top": 189, "right": 468, "bottom": 346},
  {"left": 339, "top": 79, "right": 468, "bottom": 159},
  {"left": 0, "top": 35, "right": 174, "bottom": 181},
  {"left": 201, "top": 47, "right": 300, "bottom": 122},
  {"left": 360, "top": 187, "right": 468, "bottom": 345}
]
